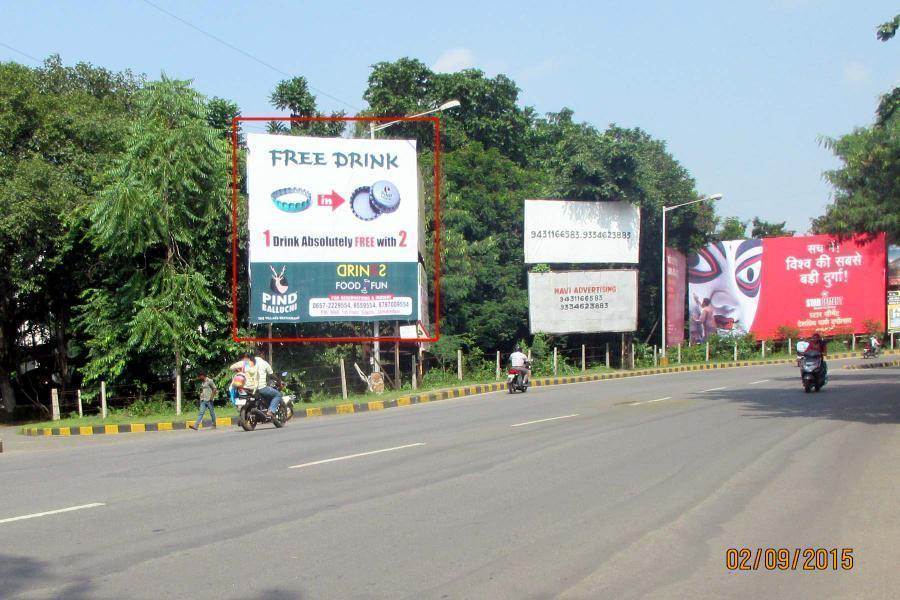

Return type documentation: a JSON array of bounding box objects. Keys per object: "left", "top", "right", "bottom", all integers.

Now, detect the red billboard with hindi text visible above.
[
  {"left": 688, "top": 233, "right": 886, "bottom": 341},
  {"left": 665, "top": 248, "right": 686, "bottom": 347}
]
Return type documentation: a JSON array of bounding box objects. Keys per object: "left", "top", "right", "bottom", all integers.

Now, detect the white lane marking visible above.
[
  {"left": 288, "top": 443, "right": 426, "bottom": 469},
  {"left": 629, "top": 396, "right": 672, "bottom": 406},
  {"left": 749, "top": 380, "right": 770, "bottom": 385},
  {"left": 511, "top": 414, "right": 580, "bottom": 427},
  {"left": 702, "top": 386, "right": 727, "bottom": 392},
  {"left": 0, "top": 503, "right": 106, "bottom": 525}
]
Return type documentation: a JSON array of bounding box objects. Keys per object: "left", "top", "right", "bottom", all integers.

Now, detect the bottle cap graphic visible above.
[
  {"left": 271, "top": 187, "right": 311, "bottom": 213},
  {"left": 350, "top": 186, "right": 379, "bottom": 221},
  {"left": 369, "top": 180, "right": 401, "bottom": 214}
]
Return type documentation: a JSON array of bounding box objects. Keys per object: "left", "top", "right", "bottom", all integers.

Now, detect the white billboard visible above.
[
  {"left": 524, "top": 199, "right": 640, "bottom": 264},
  {"left": 528, "top": 270, "right": 638, "bottom": 333},
  {"left": 246, "top": 133, "right": 420, "bottom": 322},
  {"left": 247, "top": 133, "right": 418, "bottom": 263}
]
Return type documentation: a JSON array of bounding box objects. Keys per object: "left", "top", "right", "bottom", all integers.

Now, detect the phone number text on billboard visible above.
[{"left": 529, "top": 230, "right": 634, "bottom": 240}]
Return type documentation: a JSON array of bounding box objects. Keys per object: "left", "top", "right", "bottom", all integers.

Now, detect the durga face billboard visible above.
[{"left": 688, "top": 233, "right": 886, "bottom": 341}]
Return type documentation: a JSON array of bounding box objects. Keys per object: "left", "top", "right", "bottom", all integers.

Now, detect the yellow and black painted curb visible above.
[
  {"left": 844, "top": 359, "right": 900, "bottom": 370},
  {"left": 20, "top": 349, "right": 898, "bottom": 437}
]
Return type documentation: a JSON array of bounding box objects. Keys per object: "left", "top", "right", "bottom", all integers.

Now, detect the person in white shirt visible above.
[
  {"left": 509, "top": 345, "right": 531, "bottom": 385},
  {"left": 869, "top": 335, "right": 881, "bottom": 355},
  {"left": 230, "top": 354, "right": 282, "bottom": 418}
]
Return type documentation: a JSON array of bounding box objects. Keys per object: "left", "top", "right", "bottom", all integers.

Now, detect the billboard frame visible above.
[
  {"left": 230, "top": 115, "right": 441, "bottom": 344},
  {"left": 527, "top": 268, "right": 639, "bottom": 334}
]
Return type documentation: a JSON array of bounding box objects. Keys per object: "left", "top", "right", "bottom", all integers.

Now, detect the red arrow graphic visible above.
[{"left": 317, "top": 190, "right": 346, "bottom": 211}]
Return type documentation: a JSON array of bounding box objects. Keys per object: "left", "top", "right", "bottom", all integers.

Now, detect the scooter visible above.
[
  {"left": 799, "top": 351, "right": 827, "bottom": 393},
  {"left": 507, "top": 362, "right": 531, "bottom": 394},
  {"left": 862, "top": 345, "right": 880, "bottom": 359}
]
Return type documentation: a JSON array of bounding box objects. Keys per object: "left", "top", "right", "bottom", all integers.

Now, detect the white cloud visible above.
[
  {"left": 433, "top": 48, "right": 476, "bottom": 73},
  {"left": 842, "top": 60, "right": 870, "bottom": 85},
  {"left": 519, "top": 58, "right": 562, "bottom": 82}
]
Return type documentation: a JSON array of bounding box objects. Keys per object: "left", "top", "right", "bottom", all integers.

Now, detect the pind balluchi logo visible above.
[{"left": 262, "top": 265, "right": 298, "bottom": 316}]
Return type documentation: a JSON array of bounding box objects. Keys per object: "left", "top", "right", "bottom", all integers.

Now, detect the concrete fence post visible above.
[
  {"left": 457, "top": 348, "right": 463, "bottom": 381},
  {"left": 653, "top": 345, "right": 658, "bottom": 367},
  {"left": 340, "top": 358, "right": 348, "bottom": 401},
  {"left": 851, "top": 335, "right": 856, "bottom": 351},
  {"left": 394, "top": 340, "right": 401, "bottom": 390},
  {"left": 677, "top": 343, "right": 682, "bottom": 364},
  {"left": 496, "top": 351, "right": 501, "bottom": 380},
  {"left": 733, "top": 342, "right": 738, "bottom": 362},
  {"left": 762, "top": 340, "right": 766, "bottom": 359},
  {"left": 51, "top": 388, "right": 60, "bottom": 421},
  {"left": 101, "top": 381, "right": 107, "bottom": 419},
  {"left": 582, "top": 344, "right": 586, "bottom": 372},
  {"left": 605, "top": 343, "right": 610, "bottom": 369},
  {"left": 77, "top": 389, "right": 83, "bottom": 418},
  {"left": 630, "top": 343, "right": 635, "bottom": 370},
  {"left": 705, "top": 342, "right": 710, "bottom": 362},
  {"left": 175, "top": 373, "right": 182, "bottom": 416},
  {"left": 411, "top": 355, "right": 418, "bottom": 390},
  {"left": 553, "top": 347, "right": 558, "bottom": 376},
  {"left": 788, "top": 338, "right": 792, "bottom": 356}
]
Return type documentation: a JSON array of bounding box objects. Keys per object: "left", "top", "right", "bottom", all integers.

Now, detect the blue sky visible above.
[{"left": 2, "top": 0, "right": 897, "bottom": 233}]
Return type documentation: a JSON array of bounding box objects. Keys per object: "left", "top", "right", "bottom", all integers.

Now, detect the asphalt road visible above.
[{"left": 1, "top": 359, "right": 898, "bottom": 599}]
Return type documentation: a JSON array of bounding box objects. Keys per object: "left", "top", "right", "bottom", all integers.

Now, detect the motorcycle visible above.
[
  {"left": 799, "top": 351, "right": 827, "bottom": 393},
  {"left": 234, "top": 387, "right": 288, "bottom": 431},
  {"left": 507, "top": 362, "right": 530, "bottom": 394},
  {"left": 862, "top": 345, "right": 880, "bottom": 359}
]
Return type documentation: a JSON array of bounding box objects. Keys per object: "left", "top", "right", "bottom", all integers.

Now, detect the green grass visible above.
[{"left": 21, "top": 354, "right": 807, "bottom": 431}]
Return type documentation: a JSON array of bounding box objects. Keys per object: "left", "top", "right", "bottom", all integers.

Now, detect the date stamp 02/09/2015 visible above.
[{"left": 725, "top": 548, "right": 855, "bottom": 572}]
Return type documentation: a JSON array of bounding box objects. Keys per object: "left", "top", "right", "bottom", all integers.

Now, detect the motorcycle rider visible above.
[
  {"left": 509, "top": 345, "right": 531, "bottom": 386},
  {"left": 230, "top": 353, "right": 282, "bottom": 419},
  {"left": 868, "top": 333, "right": 881, "bottom": 356},
  {"left": 806, "top": 332, "right": 828, "bottom": 379}
]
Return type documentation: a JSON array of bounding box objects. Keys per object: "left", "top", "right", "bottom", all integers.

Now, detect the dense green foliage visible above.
[
  {"left": 0, "top": 57, "right": 140, "bottom": 414},
  {"left": 814, "top": 14, "right": 900, "bottom": 243}
]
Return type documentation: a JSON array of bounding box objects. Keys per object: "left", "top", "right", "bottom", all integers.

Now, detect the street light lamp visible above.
[
  {"left": 661, "top": 193, "right": 723, "bottom": 359},
  {"left": 367, "top": 100, "right": 461, "bottom": 371},
  {"left": 369, "top": 99, "right": 461, "bottom": 137}
]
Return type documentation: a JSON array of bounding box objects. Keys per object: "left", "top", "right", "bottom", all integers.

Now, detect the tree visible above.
[
  {"left": 716, "top": 217, "right": 748, "bottom": 240},
  {"left": 0, "top": 56, "right": 139, "bottom": 414},
  {"left": 876, "top": 14, "right": 899, "bottom": 41},
  {"left": 814, "top": 16, "right": 900, "bottom": 243},
  {"left": 750, "top": 217, "right": 794, "bottom": 238},
  {"left": 79, "top": 77, "right": 230, "bottom": 393},
  {"left": 363, "top": 58, "right": 532, "bottom": 161},
  {"left": 268, "top": 76, "right": 345, "bottom": 137}
]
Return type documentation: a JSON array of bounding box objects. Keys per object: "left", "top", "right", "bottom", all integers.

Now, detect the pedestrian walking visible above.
[{"left": 190, "top": 373, "right": 218, "bottom": 430}]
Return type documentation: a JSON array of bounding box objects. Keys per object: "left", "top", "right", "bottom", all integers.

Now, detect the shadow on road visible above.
[
  {"left": 0, "top": 553, "right": 93, "bottom": 599},
  {"left": 705, "top": 369, "right": 900, "bottom": 425}
]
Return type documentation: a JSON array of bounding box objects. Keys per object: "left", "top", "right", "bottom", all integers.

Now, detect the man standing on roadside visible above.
[{"left": 190, "top": 373, "right": 218, "bottom": 431}]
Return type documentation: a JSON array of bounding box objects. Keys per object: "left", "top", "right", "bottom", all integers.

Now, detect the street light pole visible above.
[
  {"left": 367, "top": 100, "right": 460, "bottom": 372},
  {"left": 661, "top": 194, "right": 723, "bottom": 359}
]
